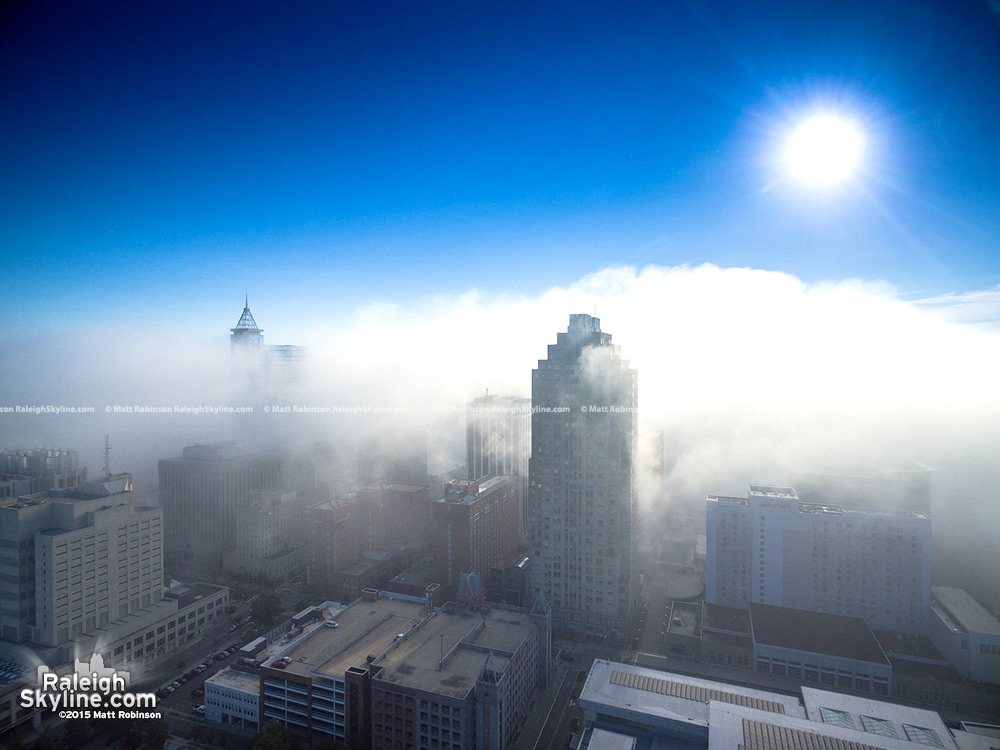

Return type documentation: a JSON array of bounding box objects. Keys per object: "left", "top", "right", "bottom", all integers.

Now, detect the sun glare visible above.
[{"left": 785, "top": 114, "right": 864, "bottom": 186}]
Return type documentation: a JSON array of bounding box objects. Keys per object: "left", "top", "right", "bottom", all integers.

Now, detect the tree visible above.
[
  {"left": 61, "top": 717, "right": 92, "bottom": 747},
  {"left": 252, "top": 721, "right": 294, "bottom": 750},
  {"left": 28, "top": 729, "right": 59, "bottom": 750},
  {"left": 251, "top": 592, "right": 282, "bottom": 625}
]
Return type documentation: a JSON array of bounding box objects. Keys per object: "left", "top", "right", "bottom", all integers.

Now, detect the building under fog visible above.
[
  {"left": 0, "top": 448, "right": 87, "bottom": 500},
  {"left": 159, "top": 442, "right": 281, "bottom": 571},
  {"left": 466, "top": 393, "right": 530, "bottom": 537},
  {"left": 706, "top": 485, "right": 932, "bottom": 634},
  {"left": 791, "top": 464, "right": 933, "bottom": 517},
  {"left": 527, "top": 314, "right": 638, "bottom": 642}
]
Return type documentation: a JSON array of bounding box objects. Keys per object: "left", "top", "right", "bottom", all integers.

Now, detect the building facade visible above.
[
  {"left": 223, "top": 488, "right": 308, "bottom": 582},
  {"left": 527, "top": 314, "right": 638, "bottom": 641},
  {"left": 928, "top": 586, "right": 1000, "bottom": 685},
  {"left": 0, "top": 475, "right": 162, "bottom": 647},
  {"left": 466, "top": 394, "right": 530, "bottom": 537},
  {"left": 706, "top": 485, "right": 932, "bottom": 633},
  {"left": 432, "top": 477, "right": 520, "bottom": 595},
  {"left": 159, "top": 442, "right": 281, "bottom": 571}
]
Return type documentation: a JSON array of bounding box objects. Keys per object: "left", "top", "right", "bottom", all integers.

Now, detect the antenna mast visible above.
[{"left": 103, "top": 434, "right": 111, "bottom": 479}]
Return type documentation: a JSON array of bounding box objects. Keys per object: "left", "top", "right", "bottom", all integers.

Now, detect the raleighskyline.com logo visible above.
[{"left": 19, "top": 654, "right": 160, "bottom": 720}]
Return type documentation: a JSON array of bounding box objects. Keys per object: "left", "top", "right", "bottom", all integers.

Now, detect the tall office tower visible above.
[
  {"left": 706, "top": 485, "right": 932, "bottom": 634},
  {"left": 432, "top": 476, "right": 520, "bottom": 594},
  {"left": 466, "top": 393, "right": 530, "bottom": 537},
  {"left": 158, "top": 442, "right": 280, "bottom": 572},
  {"left": 228, "top": 300, "right": 307, "bottom": 447},
  {"left": 0, "top": 474, "right": 162, "bottom": 647},
  {"left": 527, "top": 314, "right": 638, "bottom": 642}
]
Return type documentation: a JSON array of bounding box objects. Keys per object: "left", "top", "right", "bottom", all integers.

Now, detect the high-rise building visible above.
[
  {"left": 0, "top": 474, "right": 161, "bottom": 647},
  {"left": 466, "top": 393, "right": 530, "bottom": 537},
  {"left": 706, "top": 485, "right": 932, "bottom": 633},
  {"left": 432, "top": 476, "right": 520, "bottom": 595},
  {"left": 159, "top": 442, "right": 281, "bottom": 572},
  {"left": 527, "top": 314, "right": 638, "bottom": 642}
]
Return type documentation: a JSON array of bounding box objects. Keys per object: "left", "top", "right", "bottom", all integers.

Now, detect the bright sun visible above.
[{"left": 785, "top": 114, "right": 864, "bottom": 186}]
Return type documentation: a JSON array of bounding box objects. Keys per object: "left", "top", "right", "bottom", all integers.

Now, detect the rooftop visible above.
[
  {"left": 164, "top": 582, "right": 229, "bottom": 610},
  {"left": 703, "top": 604, "right": 750, "bottom": 635},
  {"left": 709, "top": 701, "right": 952, "bottom": 750},
  {"left": 580, "top": 660, "right": 805, "bottom": 731},
  {"left": 930, "top": 587, "right": 1000, "bottom": 636},
  {"left": 376, "top": 604, "right": 536, "bottom": 699},
  {"left": 800, "top": 687, "right": 957, "bottom": 750},
  {"left": 269, "top": 596, "right": 427, "bottom": 679},
  {"left": 205, "top": 666, "right": 259, "bottom": 693},
  {"left": 750, "top": 604, "right": 889, "bottom": 665},
  {"left": 585, "top": 728, "right": 638, "bottom": 750}
]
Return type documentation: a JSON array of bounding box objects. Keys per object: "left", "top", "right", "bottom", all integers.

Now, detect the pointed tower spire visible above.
[
  {"left": 231, "top": 298, "right": 263, "bottom": 349},
  {"left": 478, "top": 651, "right": 503, "bottom": 684}
]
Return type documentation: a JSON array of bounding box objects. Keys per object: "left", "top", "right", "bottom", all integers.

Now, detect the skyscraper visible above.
[
  {"left": 705, "top": 485, "right": 932, "bottom": 633},
  {"left": 159, "top": 442, "right": 281, "bottom": 572},
  {"left": 527, "top": 314, "right": 638, "bottom": 642},
  {"left": 466, "top": 393, "right": 530, "bottom": 537}
]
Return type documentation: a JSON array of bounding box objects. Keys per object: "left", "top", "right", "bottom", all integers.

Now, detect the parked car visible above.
[{"left": 193, "top": 705, "right": 205, "bottom": 714}]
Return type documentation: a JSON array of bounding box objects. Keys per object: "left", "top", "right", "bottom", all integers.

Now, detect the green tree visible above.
[
  {"left": 61, "top": 717, "right": 92, "bottom": 747},
  {"left": 251, "top": 592, "right": 282, "bottom": 625},
  {"left": 28, "top": 730, "right": 59, "bottom": 750},
  {"left": 252, "top": 721, "right": 294, "bottom": 750}
]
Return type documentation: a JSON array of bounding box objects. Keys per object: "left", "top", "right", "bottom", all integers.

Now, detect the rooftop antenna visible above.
[{"left": 103, "top": 434, "right": 111, "bottom": 480}]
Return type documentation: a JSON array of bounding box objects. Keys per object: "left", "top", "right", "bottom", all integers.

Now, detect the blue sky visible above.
[{"left": 2, "top": 0, "right": 999, "bottom": 341}]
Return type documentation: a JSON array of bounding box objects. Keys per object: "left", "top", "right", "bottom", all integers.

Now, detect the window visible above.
[
  {"left": 819, "top": 707, "right": 855, "bottom": 730},
  {"left": 861, "top": 716, "right": 898, "bottom": 738},
  {"left": 903, "top": 725, "right": 945, "bottom": 748}
]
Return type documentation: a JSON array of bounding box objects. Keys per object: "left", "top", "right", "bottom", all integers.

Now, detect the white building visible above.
[
  {"left": 205, "top": 665, "right": 260, "bottom": 729},
  {"left": 527, "top": 314, "right": 638, "bottom": 641},
  {"left": 0, "top": 475, "right": 162, "bottom": 647},
  {"left": 706, "top": 485, "right": 932, "bottom": 633},
  {"left": 928, "top": 587, "right": 1000, "bottom": 685}
]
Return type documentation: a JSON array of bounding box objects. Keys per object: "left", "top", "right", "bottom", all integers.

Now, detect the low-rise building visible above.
[
  {"left": 259, "top": 591, "right": 551, "bottom": 749},
  {"left": 928, "top": 587, "right": 1000, "bottom": 685},
  {"left": 205, "top": 665, "right": 261, "bottom": 729}
]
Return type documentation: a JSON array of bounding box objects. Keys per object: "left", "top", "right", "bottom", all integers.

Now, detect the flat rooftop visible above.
[
  {"left": 668, "top": 602, "right": 701, "bottom": 637},
  {"left": 931, "top": 587, "right": 1000, "bottom": 636},
  {"left": 270, "top": 596, "right": 428, "bottom": 678},
  {"left": 376, "top": 605, "right": 535, "bottom": 699},
  {"left": 750, "top": 604, "right": 889, "bottom": 666},
  {"left": 709, "top": 701, "right": 950, "bottom": 750},
  {"left": 704, "top": 604, "right": 750, "bottom": 635},
  {"left": 165, "top": 582, "right": 228, "bottom": 609},
  {"left": 206, "top": 666, "right": 259, "bottom": 693},
  {"left": 580, "top": 660, "right": 805, "bottom": 730},
  {"left": 800, "top": 687, "right": 957, "bottom": 750}
]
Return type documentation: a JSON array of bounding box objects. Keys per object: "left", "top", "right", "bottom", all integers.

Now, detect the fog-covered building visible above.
[
  {"left": 706, "top": 485, "right": 931, "bottom": 633},
  {"left": 527, "top": 314, "right": 638, "bottom": 642}
]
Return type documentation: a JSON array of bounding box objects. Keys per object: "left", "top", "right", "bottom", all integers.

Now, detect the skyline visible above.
[{"left": 2, "top": 0, "right": 1000, "bottom": 340}]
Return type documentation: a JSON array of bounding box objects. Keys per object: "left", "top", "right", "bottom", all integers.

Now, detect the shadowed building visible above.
[
  {"left": 432, "top": 476, "right": 519, "bottom": 597},
  {"left": 159, "top": 442, "right": 281, "bottom": 572}
]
